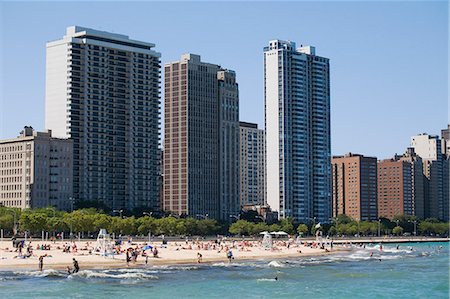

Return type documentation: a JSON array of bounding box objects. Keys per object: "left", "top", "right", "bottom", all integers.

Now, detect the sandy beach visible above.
[{"left": 0, "top": 238, "right": 334, "bottom": 271}]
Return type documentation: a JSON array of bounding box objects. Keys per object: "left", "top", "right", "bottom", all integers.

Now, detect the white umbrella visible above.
[
  {"left": 259, "top": 231, "right": 269, "bottom": 235},
  {"left": 271, "top": 231, "right": 288, "bottom": 235},
  {"left": 315, "top": 223, "right": 321, "bottom": 229}
]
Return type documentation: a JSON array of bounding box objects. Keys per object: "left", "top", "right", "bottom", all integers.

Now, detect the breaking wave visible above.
[{"left": 71, "top": 270, "right": 158, "bottom": 280}]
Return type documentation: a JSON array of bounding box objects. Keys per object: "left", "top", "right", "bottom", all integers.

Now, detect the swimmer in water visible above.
[{"left": 274, "top": 276, "right": 278, "bottom": 281}]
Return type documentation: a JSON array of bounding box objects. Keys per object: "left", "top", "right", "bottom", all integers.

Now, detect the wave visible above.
[
  {"left": 103, "top": 268, "right": 159, "bottom": 274},
  {"left": 268, "top": 261, "right": 285, "bottom": 268},
  {"left": 152, "top": 265, "right": 200, "bottom": 271},
  {"left": 13, "top": 269, "right": 66, "bottom": 278},
  {"left": 71, "top": 270, "right": 158, "bottom": 280},
  {"left": 257, "top": 278, "right": 278, "bottom": 282}
]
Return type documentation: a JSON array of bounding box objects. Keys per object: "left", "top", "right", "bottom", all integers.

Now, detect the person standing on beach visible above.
[
  {"left": 197, "top": 252, "right": 203, "bottom": 263},
  {"left": 38, "top": 255, "right": 44, "bottom": 271},
  {"left": 126, "top": 249, "right": 130, "bottom": 266},
  {"left": 227, "top": 250, "right": 233, "bottom": 263},
  {"left": 72, "top": 258, "right": 79, "bottom": 273}
]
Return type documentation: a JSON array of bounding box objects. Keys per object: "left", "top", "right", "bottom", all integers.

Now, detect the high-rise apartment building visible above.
[
  {"left": 45, "top": 26, "right": 161, "bottom": 211},
  {"left": 395, "top": 148, "right": 425, "bottom": 218},
  {"left": 0, "top": 127, "right": 73, "bottom": 210},
  {"left": 377, "top": 159, "right": 412, "bottom": 219},
  {"left": 218, "top": 70, "right": 240, "bottom": 220},
  {"left": 239, "top": 122, "right": 266, "bottom": 207},
  {"left": 163, "top": 54, "right": 239, "bottom": 221},
  {"left": 441, "top": 124, "right": 450, "bottom": 155},
  {"left": 264, "top": 40, "right": 331, "bottom": 223},
  {"left": 331, "top": 153, "right": 378, "bottom": 221},
  {"left": 411, "top": 134, "right": 449, "bottom": 221}
]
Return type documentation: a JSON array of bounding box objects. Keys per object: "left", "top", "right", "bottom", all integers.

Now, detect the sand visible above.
[{"left": 0, "top": 238, "right": 333, "bottom": 271}]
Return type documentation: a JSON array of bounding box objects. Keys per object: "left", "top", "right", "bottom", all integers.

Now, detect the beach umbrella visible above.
[
  {"left": 143, "top": 245, "right": 153, "bottom": 250},
  {"left": 259, "top": 231, "right": 269, "bottom": 235},
  {"left": 315, "top": 223, "right": 321, "bottom": 229},
  {"left": 275, "top": 231, "right": 288, "bottom": 235}
]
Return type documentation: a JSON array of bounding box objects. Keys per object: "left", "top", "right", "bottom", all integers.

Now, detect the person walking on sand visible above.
[
  {"left": 227, "top": 249, "right": 233, "bottom": 263},
  {"left": 72, "top": 258, "right": 79, "bottom": 273},
  {"left": 197, "top": 252, "right": 203, "bottom": 263}
]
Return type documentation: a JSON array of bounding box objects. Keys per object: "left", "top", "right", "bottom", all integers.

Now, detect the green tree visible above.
[
  {"left": 269, "top": 223, "right": 281, "bottom": 233},
  {"left": 392, "top": 226, "right": 403, "bottom": 236},
  {"left": 47, "top": 216, "right": 68, "bottom": 233},
  {"left": 120, "top": 217, "right": 137, "bottom": 235},
  {"left": 137, "top": 216, "right": 157, "bottom": 236},
  {"left": 251, "top": 222, "right": 269, "bottom": 235},
  {"left": 0, "top": 214, "right": 14, "bottom": 232},
  {"left": 155, "top": 217, "right": 178, "bottom": 235},
  {"left": 297, "top": 224, "right": 308, "bottom": 235},
  {"left": 229, "top": 220, "right": 252, "bottom": 235},
  {"left": 279, "top": 218, "right": 295, "bottom": 234},
  {"left": 197, "top": 219, "right": 219, "bottom": 236},
  {"left": 19, "top": 212, "right": 48, "bottom": 234},
  {"left": 328, "top": 225, "right": 337, "bottom": 236},
  {"left": 184, "top": 218, "right": 198, "bottom": 236},
  {"left": 175, "top": 220, "right": 187, "bottom": 235},
  {"left": 336, "top": 214, "right": 354, "bottom": 224},
  {"left": 93, "top": 214, "right": 112, "bottom": 232}
]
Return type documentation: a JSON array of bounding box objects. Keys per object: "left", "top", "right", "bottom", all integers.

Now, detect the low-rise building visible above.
[{"left": 0, "top": 127, "right": 73, "bottom": 210}]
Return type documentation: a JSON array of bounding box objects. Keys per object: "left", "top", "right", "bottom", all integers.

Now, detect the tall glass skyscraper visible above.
[
  {"left": 264, "top": 40, "right": 331, "bottom": 223},
  {"left": 45, "top": 26, "right": 161, "bottom": 211}
]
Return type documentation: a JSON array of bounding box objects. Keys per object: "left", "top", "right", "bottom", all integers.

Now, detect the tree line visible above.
[{"left": 0, "top": 207, "right": 448, "bottom": 237}]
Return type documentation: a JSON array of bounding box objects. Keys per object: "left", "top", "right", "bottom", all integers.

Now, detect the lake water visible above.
[{"left": 0, "top": 242, "right": 448, "bottom": 298}]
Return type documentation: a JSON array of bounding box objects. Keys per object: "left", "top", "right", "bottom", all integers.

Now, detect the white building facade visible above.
[
  {"left": 239, "top": 122, "right": 266, "bottom": 207},
  {"left": 264, "top": 40, "right": 331, "bottom": 223}
]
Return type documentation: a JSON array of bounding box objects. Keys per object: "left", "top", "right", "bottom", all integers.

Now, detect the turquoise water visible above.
[{"left": 0, "top": 242, "right": 448, "bottom": 299}]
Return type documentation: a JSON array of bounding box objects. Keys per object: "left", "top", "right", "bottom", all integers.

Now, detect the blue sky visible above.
[{"left": 0, "top": 1, "right": 448, "bottom": 159}]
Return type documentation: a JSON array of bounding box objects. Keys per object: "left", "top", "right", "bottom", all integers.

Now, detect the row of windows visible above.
[
  {"left": 0, "top": 169, "right": 25, "bottom": 176},
  {"left": 0, "top": 192, "right": 23, "bottom": 199},
  {"left": 0, "top": 145, "right": 25, "bottom": 152}
]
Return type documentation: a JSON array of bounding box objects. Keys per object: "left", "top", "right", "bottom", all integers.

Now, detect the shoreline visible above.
[
  {"left": 0, "top": 239, "right": 341, "bottom": 271},
  {"left": 0, "top": 249, "right": 336, "bottom": 272},
  {"left": 0, "top": 238, "right": 446, "bottom": 272}
]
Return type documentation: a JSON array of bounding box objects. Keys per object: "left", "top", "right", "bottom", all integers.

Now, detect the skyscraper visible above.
[
  {"left": 395, "top": 148, "right": 425, "bottom": 219},
  {"left": 218, "top": 70, "right": 240, "bottom": 220},
  {"left": 411, "top": 134, "right": 449, "bottom": 221},
  {"left": 264, "top": 40, "right": 331, "bottom": 223},
  {"left": 332, "top": 153, "right": 378, "bottom": 221},
  {"left": 45, "top": 26, "right": 161, "bottom": 211},
  {"left": 441, "top": 124, "right": 450, "bottom": 155},
  {"left": 163, "top": 54, "right": 239, "bottom": 221},
  {"left": 239, "top": 122, "right": 266, "bottom": 207}
]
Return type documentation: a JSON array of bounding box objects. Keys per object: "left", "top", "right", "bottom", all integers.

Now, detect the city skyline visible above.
[{"left": 0, "top": 1, "right": 448, "bottom": 160}]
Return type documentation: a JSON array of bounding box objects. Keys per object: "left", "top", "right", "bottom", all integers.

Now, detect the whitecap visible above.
[
  {"left": 71, "top": 270, "right": 158, "bottom": 280},
  {"left": 268, "top": 261, "right": 285, "bottom": 268},
  {"left": 257, "top": 278, "right": 278, "bottom": 282},
  {"left": 14, "top": 269, "right": 65, "bottom": 278}
]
